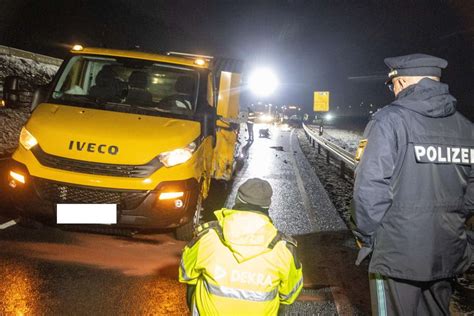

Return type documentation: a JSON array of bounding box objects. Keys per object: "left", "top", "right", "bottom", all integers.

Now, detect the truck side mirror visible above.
[
  {"left": 31, "top": 85, "right": 49, "bottom": 112},
  {"left": 3, "top": 75, "right": 21, "bottom": 108},
  {"left": 197, "top": 106, "right": 217, "bottom": 147}
]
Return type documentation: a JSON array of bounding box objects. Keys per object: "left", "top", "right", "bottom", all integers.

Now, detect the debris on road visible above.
[{"left": 270, "top": 146, "right": 285, "bottom": 151}]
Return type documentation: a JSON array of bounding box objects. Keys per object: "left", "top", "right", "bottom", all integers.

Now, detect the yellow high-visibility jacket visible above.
[{"left": 179, "top": 208, "right": 303, "bottom": 315}]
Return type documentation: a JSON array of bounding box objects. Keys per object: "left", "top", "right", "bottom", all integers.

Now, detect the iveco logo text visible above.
[
  {"left": 414, "top": 145, "right": 473, "bottom": 164},
  {"left": 68, "top": 141, "right": 119, "bottom": 155}
]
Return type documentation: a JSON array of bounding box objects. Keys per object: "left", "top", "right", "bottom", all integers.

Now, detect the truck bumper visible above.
[{"left": 6, "top": 160, "right": 200, "bottom": 229}]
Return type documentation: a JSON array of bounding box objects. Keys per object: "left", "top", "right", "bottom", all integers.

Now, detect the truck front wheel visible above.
[{"left": 175, "top": 192, "right": 203, "bottom": 241}]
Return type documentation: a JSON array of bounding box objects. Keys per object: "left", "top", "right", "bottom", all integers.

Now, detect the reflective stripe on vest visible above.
[
  {"left": 192, "top": 301, "right": 200, "bottom": 316},
  {"left": 279, "top": 277, "right": 303, "bottom": 301},
  {"left": 204, "top": 280, "right": 278, "bottom": 302},
  {"left": 180, "top": 258, "right": 192, "bottom": 281}
]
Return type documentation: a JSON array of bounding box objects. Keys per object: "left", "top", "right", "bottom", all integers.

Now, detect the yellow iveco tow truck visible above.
[{"left": 3, "top": 45, "right": 242, "bottom": 240}]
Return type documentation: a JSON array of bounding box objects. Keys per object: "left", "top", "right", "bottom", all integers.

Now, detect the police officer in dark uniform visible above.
[{"left": 352, "top": 54, "right": 473, "bottom": 315}]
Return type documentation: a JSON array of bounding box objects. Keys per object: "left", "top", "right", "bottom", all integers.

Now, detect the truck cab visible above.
[{"left": 5, "top": 46, "right": 242, "bottom": 240}]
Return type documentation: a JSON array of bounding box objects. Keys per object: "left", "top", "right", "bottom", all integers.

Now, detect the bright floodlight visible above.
[
  {"left": 325, "top": 113, "right": 333, "bottom": 121},
  {"left": 248, "top": 68, "right": 278, "bottom": 97}
]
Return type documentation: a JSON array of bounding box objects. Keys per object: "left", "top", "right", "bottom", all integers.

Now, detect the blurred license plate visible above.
[{"left": 56, "top": 204, "right": 117, "bottom": 224}]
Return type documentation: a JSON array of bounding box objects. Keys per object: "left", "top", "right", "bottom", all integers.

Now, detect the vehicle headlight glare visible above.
[
  {"left": 159, "top": 142, "right": 196, "bottom": 167},
  {"left": 19, "top": 127, "right": 38, "bottom": 150},
  {"left": 9, "top": 170, "right": 26, "bottom": 184},
  {"left": 248, "top": 68, "right": 279, "bottom": 97}
]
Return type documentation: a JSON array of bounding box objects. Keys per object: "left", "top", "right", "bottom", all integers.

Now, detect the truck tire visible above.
[{"left": 175, "top": 193, "right": 203, "bottom": 241}]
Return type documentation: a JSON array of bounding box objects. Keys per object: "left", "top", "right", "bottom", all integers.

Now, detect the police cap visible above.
[{"left": 384, "top": 53, "right": 448, "bottom": 84}]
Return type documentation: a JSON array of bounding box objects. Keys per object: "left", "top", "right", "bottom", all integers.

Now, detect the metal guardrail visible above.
[
  {"left": 302, "top": 123, "right": 357, "bottom": 179},
  {"left": 0, "top": 45, "right": 63, "bottom": 66}
]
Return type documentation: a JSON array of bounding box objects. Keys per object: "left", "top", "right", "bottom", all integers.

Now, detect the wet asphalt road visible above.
[{"left": 0, "top": 124, "right": 370, "bottom": 315}]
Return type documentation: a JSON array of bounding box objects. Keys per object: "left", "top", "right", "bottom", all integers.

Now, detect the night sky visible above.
[{"left": 1, "top": 0, "right": 473, "bottom": 118}]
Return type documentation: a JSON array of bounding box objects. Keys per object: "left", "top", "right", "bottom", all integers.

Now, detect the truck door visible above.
[{"left": 212, "top": 71, "right": 241, "bottom": 181}]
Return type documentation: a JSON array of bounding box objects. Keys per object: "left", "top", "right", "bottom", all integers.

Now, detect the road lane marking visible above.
[
  {"left": 0, "top": 219, "right": 17, "bottom": 230},
  {"left": 291, "top": 130, "right": 358, "bottom": 315},
  {"left": 289, "top": 129, "right": 319, "bottom": 230}
]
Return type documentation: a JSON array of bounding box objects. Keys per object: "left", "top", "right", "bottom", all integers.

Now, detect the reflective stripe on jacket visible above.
[{"left": 179, "top": 208, "right": 303, "bottom": 315}]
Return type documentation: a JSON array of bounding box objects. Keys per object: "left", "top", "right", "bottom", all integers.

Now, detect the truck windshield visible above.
[{"left": 51, "top": 55, "right": 199, "bottom": 116}]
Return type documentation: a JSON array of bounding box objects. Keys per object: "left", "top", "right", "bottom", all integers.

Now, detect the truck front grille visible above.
[
  {"left": 34, "top": 178, "right": 150, "bottom": 209},
  {"left": 31, "top": 146, "right": 162, "bottom": 178}
]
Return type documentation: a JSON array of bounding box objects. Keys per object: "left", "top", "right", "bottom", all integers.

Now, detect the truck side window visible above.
[{"left": 59, "top": 56, "right": 87, "bottom": 95}]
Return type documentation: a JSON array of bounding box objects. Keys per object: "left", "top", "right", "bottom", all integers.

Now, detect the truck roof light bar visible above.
[
  {"left": 166, "top": 51, "right": 214, "bottom": 60},
  {"left": 72, "top": 44, "right": 84, "bottom": 51}
]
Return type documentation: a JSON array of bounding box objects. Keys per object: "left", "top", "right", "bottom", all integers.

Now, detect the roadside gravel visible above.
[
  {"left": 0, "top": 107, "right": 30, "bottom": 156},
  {"left": 296, "top": 129, "right": 354, "bottom": 226},
  {"left": 0, "top": 54, "right": 59, "bottom": 157}
]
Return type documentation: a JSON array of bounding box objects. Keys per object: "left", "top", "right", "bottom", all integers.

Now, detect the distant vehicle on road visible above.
[
  {"left": 280, "top": 105, "right": 302, "bottom": 126},
  {"left": 3, "top": 46, "right": 243, "bottom": 240},
  {"left": 248, "top": 103, "right": 277, "bottom": 124},
  {"left": 288, "top": 114, "right": 303, "bottom": 127}
]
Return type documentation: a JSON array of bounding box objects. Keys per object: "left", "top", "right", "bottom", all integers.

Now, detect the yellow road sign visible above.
[{"left": 313, "top": 91, "right": 330, "bottom": 112}]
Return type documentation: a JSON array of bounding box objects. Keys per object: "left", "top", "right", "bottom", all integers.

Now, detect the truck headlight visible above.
[
  {"left": 19, "top": 127, "right": 38, "bottom": 150},
  {"left": 159, "top": 142, "right": 197, "bottom": 167}
]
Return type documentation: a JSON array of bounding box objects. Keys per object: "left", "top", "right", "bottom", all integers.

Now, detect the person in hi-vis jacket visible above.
[{"left": 180, "top": 178, "right": 303, "bottom": 315}]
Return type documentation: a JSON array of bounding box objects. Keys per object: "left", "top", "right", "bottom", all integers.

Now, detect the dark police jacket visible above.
[{"left": 353, "top": 78, "right": 473, "bottom": 281}]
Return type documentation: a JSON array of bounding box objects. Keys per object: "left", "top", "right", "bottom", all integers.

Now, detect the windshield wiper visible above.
[
  {"left": 54, "top": 93, "right": 102, "bottom": 108},
  {"left": 53, "top": 95, "right": 193, "bottom": 118},
  {"left": 103, "top": 102, "right": 171, "bottom": 114}
]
